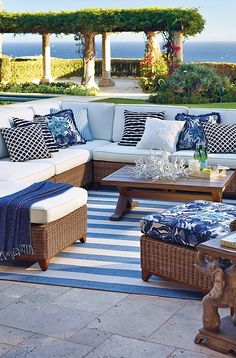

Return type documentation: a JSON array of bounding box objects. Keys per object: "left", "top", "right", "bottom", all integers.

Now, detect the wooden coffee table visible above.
[{"left": 102, "top": 165, "right": 235, "bottom": 221}]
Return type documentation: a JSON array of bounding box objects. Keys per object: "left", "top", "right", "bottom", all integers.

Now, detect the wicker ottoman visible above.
[
  {"left": 17, "top": 186, "right": 88, "bottom": 271},
  {"left": 140, "top": 200, "right": 236, "bottom": 292}
]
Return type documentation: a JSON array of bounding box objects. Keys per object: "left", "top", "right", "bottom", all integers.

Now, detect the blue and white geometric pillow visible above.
[{"left": 175, "top": 112, "right": 221, "bottom": 150}]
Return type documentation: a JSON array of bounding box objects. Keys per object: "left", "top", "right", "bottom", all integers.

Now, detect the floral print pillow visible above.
[
  {"left": 175, "top": 112, "right": 221, "bottom": 150},
  {"left": 35, "top": 109, "right": 86, "bottom": 149}
]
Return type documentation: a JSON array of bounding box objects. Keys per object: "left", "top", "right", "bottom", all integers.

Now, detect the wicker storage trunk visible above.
[
  {"left": 17, "top": 205, "right": 87, "bottom": 271},
  {"left": 140, "top": 235, "right": 213, "bottom": 292}
]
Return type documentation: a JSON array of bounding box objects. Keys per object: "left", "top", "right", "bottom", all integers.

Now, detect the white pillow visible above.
[{"left": 136, "top": 118, "right": 185, "bottom": 153}]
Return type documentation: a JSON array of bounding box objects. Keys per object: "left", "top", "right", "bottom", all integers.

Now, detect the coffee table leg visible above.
[
  {"left": 110, "top": 188, "right": 138, "bottom": 221},
  {"left": 211, "top": 191, "right": 222, "bottom": 202}
]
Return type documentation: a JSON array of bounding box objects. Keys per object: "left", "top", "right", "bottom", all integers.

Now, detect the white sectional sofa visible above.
[{"left": 0, "top": 99, "right": 236, "bottom": 194}]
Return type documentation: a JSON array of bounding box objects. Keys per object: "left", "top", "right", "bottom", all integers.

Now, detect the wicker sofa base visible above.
[
  {"left": 141, "top": 235, "right": 212, "bottom": 292},
  {"left": 53, "top": 161, "right": 93, "bottom": 187},
  {"left": 93, "top": 160, "right": 129, "bottom": 184},
  {"left": 17, "top": 205, "right": 87, "bottom": 271}
]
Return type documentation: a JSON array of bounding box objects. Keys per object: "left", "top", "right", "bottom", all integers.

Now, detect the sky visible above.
[{"left": 2, "top": 0, "right": 236, "bottom": 43}]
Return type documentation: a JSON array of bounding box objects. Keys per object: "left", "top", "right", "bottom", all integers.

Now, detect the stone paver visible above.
[
  {"left": 0, "top": 300, "right": 96, "bottom": 340},
  {"left": 0, "top": 325, "right": 33, "bottom": 346},
  {"left": 88, "top": 294, "right": 184, "bottom": 339},
  {"left": 55, "top": 288, "right": 127, "bottom": 314},
  {"left": 85, "top": 335, "right": 175, "bottom": 358},
  {"left": 0, "top": 282, "right": 13, "bottom": 291},
  {"left": 0, "top": 281, "right": 226, "bottom": 358},
  {"left": 0, "top": 283, "right": 37, "bottom": 309},
  {"left": 70, "top": 328, "right": 111, "bottom": 347},
  {"left": 1, "top": 334, "right": 92, "bottom": 358},
  {"left": 168, "top": 348, "right": 212, "bottom": 358},
  {"left": 0, "top": 343, "right": 12, "bottom": 356},
  {"left": 148, "top": 314, "right": 227, "bottom": 357}
]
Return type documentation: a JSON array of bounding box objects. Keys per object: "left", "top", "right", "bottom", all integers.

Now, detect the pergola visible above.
[{"left": 0, "top": 7, "right": 205, "bottom": 87}]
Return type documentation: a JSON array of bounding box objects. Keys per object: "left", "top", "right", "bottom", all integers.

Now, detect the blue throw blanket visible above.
[{"left": 0, "top": 181, "right": 72, "bottom": 261}]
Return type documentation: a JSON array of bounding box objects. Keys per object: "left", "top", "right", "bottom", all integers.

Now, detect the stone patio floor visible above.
[{"left": 0, "top": 280, "right": 231, "bottom": 357}]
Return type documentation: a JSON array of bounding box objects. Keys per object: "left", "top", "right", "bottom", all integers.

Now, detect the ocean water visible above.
[{"left": 2, "top": 41, "right": 236, "bottom": 63}]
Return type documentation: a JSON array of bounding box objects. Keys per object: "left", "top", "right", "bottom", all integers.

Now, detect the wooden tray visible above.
[{"left": 191, "top": 169, "right": 227, "bottom": 179}]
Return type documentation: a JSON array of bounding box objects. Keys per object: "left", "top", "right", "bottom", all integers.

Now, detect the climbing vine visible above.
[
  {"left": 162, "top": 32, "right": 181, "bottom": 74},
  {"left": 0, "top": 8, "right": 204, "bottom": 36}
]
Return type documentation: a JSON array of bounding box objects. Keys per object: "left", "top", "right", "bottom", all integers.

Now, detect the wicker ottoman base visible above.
[
  {"left": 141, "top": 235, "right": 212, "bottom": 292},
  {"left": 17, "top": 205, "right": 87, "bottom": 271}
]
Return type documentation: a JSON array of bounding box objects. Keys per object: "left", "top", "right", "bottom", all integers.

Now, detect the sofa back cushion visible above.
[
  {"left": 188, "top": 108, "right": 236, "bottom": 126},
  {"left": 61, "top": 102, "right": 115, "bottom": 141},
  {"left": 0, "top": 107, "right": 34, "bottom": 158},
  {"left": 31, "top": 101, "right": 62, "bottom": 116},
  {"left": 112, "top": 104, "right": 189, "bottom": 142}
]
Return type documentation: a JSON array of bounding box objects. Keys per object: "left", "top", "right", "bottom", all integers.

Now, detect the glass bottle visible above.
[
  {"left": 193, "top": 142, "right": 201, "bottom": 162},
  {"left": 200, "top": 142, "right": 208, "bottom": 170}
]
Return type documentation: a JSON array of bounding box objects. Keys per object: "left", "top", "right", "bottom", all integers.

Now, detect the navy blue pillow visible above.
[{"left": 175, "top": 112, "right": 221, "bottom": 150}]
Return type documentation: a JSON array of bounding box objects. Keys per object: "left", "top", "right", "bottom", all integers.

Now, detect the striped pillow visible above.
[
  {"left": 118, "top": 110, "right": 165, "bottom": 146},
  {"left": 13, "top": 117, "right": 59, "bottom": 153}
]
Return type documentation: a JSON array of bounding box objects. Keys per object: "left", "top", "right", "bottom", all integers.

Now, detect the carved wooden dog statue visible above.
[{"left": 196, "top": 252, "right": 236, "bottom": 331}]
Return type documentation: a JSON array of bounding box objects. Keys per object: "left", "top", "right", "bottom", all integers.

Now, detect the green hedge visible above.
[
  {"left": 0, "top": 8, "right": 204, "bottom": 36},
  {"left": 6, "top": 58, "right": 141, "bottom": 83},
  {"left": 3, "top": 58, "right": 236, "bottom": 84},
  {"left": 0, "top": 55, "right": 11, "bottom": 82}
]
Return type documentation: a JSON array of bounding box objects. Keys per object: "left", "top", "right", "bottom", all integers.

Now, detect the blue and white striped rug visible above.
[{"left": 0, "top": 190, "right": 211, "bottom": 300}]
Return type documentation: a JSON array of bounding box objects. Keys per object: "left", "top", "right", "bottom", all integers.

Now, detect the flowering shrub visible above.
[
  {"left": 149, "top": 63, "right": 230, "bottom": 104},
  {"left": 139, "top": 52, "right": 168, "bottom": 93}
]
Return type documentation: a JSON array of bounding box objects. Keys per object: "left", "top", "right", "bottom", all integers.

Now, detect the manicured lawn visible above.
[{"left": 93, "top": 97, "right": 236, "bottom": 109}]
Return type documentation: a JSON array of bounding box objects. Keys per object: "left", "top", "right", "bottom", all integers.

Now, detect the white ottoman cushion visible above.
[{"left": 0, "top": 182, "right": 87, "bottom": 224}]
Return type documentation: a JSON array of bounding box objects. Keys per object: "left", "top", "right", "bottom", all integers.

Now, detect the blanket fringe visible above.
[{"left": 0, "top": 245, "right": 34, "bottom": 261}]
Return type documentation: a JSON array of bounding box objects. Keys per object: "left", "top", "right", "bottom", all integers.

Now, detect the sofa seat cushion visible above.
[
  {"left": 31, "top": 148, "right": 91, "bottom": 174},
  {"left": 140, "top": 200, "right": 236, "bottom": 248},
  {"left": 171, "top": 150, "right": 236, "bottom": 169},
  {"left": 68, "top": 140, "right": 110, "bottom": 158},
  {"left": 0, "top": 159, "right": 55, "bottom": 184},
  {"left": 0, "top": 182, "right": 87, "bottom": 224},
  {"left": 93, "top": 142, "right": 170, "bottom": 163}
]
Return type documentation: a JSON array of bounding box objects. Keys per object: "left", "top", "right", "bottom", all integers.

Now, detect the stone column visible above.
[
  {"left": 41, "top": 33, "right": 52, "bottom": 83},
  {"left": 146, "top": 31, "right": 161, "bottom": 58},
  {"left": 83, "top": 32, "right": 97, "bottom": 88},
  {"left": 98, "top": 32, "right": 115, "bottom": 87},
  {"left": 173, "top": 31, "right": 184, "bottom": 62}
]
